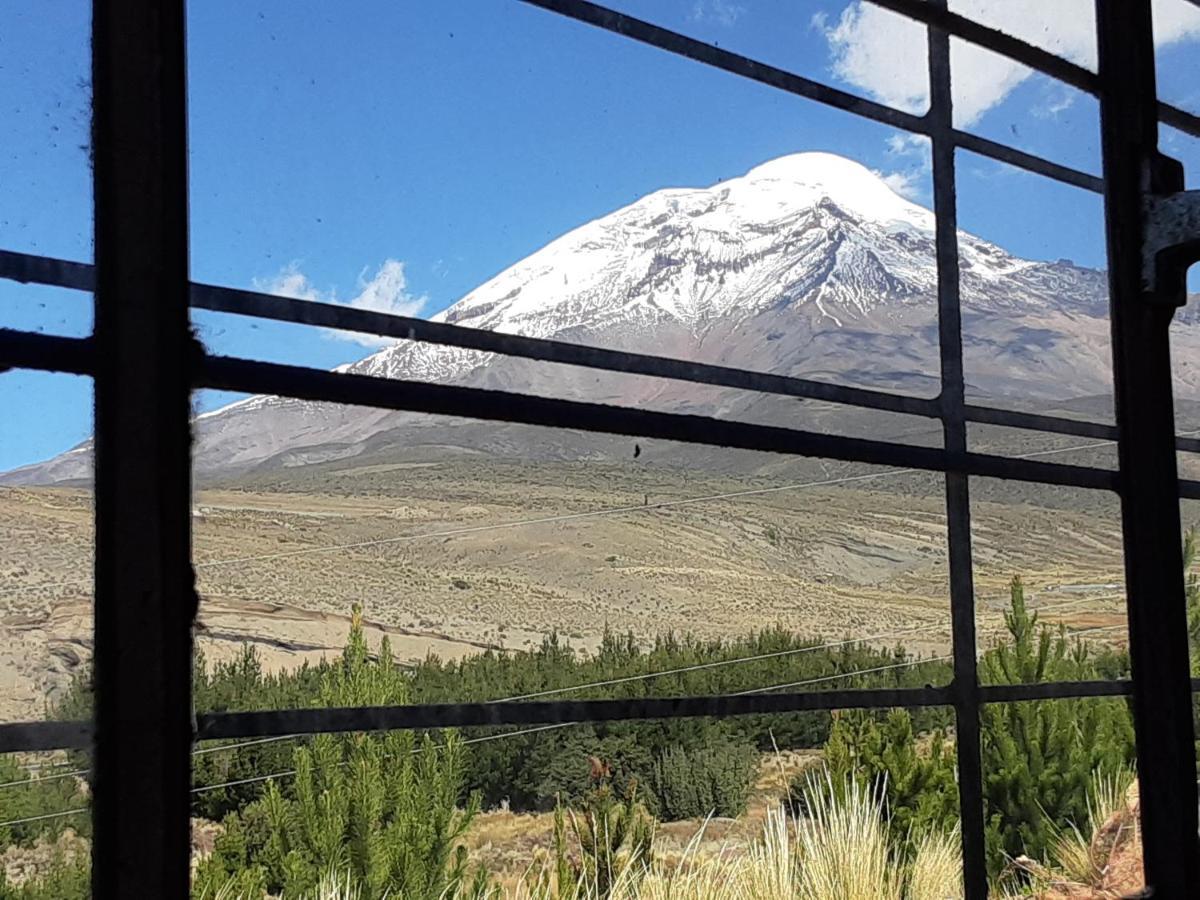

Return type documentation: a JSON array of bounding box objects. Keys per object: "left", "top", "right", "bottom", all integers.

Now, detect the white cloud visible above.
[
  {"left": 254, "top": 259, "right": 426, "bottom": 349},
  {"left": 875, "top": 169, "right": 923, "bottom": 200},
  {"left": 257, "top": 263, "right": 321, "bottom": 303},
  {"left": 690, "top": 0, "right": 746, "bottom": 27},
  {"left": 887, "top": 132, "right": 930, "bottom": 160},
  {"left": 1031, "top": 85, "right": 1077, "bottom": 121},
  {"left": 820, "top": 4, "right": 930, "bottom": 115},
  {"left": 817, "top": 0, "right": 1200, "bottom": 127},
  {"left": 876, "top": 133, "right": 931, "bottom": 202}
]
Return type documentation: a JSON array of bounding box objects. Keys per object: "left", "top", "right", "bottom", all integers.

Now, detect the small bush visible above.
[
  {"left": 647, "top": 737, "right": 757, "bottom": 820},
  {"left": 0, "top": 756, "right": 89, "bottom": 850},
  {"left": 0, "top": 854, "right": 89, "bottom": 900}
]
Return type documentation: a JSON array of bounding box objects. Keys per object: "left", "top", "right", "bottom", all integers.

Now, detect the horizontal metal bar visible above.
[
  {"left": 964, "top": 405, "right": 1116, "bottom": 440},
  {"left": 192, "top": 678, "right": 1172, "bottom": 740},
  {"left": 3, "top": 679, "right": 1196, "bottom": 752},
  {"left": 0, "top": 253, "right": 1141, "bottom": 446},
  {"left": 518, "top": 0, "right": 924, "bottom": 130},
  {"left": 0, "top": 250, "right": 94, "bottom": 292},
  {"left": 979, "top": 679, "right": 1132, "bottom": 703},
  {"left": 197, "top": 352, "right": 1120, "bottom": 491},
  {"left": 0, "top": 720, "right": 92, "bottom": 753},
  {"left": 4, "top": 326, "right": 1190, "bottom": 493},
  {"left": 190, "top": 282, "right": 939, "bottom": 418},
  {"left": 865, "top": 0, "right": 1200, "bottom": 141},
  {"left": 191, "top": 285, "right": 1167, "bottom": 448},
  {"left": 0, "top": 329, "right": 94, "bottom": 375},
  {"left": 867, "top": 0, "right": 1096, "bottom": 95},
  {"left": 196, "top": 688, "right": 953, "bottom": 740},
  {"left": 517, "top": 0, "right": 1104, "bottom": 194},
  {"left": 1158, "top": 102, "right": 1200, "bottom": 139},
  {"left": 0, "top": 254, "right": 1194, "bottom": 454},
  {"left": 952, "top": 129, "right": 1104, "bottom": 192}
]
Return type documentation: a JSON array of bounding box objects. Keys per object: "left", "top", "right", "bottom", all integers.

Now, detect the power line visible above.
[
  {"left": 179, "top": 592, "right": 1106, "bottom": 755},
  {"left": 191, "top": 619, "right": 1126, "bottom": 796},
  {"left": 492, "top": 593, "right": 1118, "bottom": 704},
  {"left": 0, "top": 590, "right": 1120, "bottom": 790},
  {"left": 735, "top": 655, "right": 956, "bottom": 695},
  {"left": 491, "top": 625, "right": 936, "bottom": 703},
  {"left": 0, "top": 807, "right": 88, "bottom": 829},
  {"left": 193, "top": 733, "right": 302, "bottom": 756},
  {"left": 735, "top": 622, "right": 1125, "bottom": 696},
  {"left": 0, "top": 767, "right": 90, "bottom": 790},
  {"left": 3, "top": 619, "right": 1130, "bottom": 821},
  {"left": 173, "top": 622, "right": 939, "bottom": 764},
  {"left": 189, "top": 722, "right": 576, "bottom": 796}
]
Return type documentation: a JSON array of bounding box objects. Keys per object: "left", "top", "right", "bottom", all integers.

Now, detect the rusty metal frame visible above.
[{"left": 1, "top": 0, "right": 1199, "bottom": 896}]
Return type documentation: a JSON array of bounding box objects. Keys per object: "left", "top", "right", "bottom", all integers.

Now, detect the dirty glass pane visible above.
[{"left": 0, "top": 1, "right": 93, "bottom": 263}]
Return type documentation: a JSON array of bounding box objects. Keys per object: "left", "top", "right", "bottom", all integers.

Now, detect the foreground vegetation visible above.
[
  {"left": 55, "top": 615, "right": 955, "bottom": 825},
  {"left": 3, "top": 527, "right": 1197, "bottom": 898}
]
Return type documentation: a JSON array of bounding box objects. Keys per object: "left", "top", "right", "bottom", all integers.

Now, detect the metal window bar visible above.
[
  {"left": 89, "top": 0, "right": 194, "bottom": 896},
  {"left": 0, "top": 0, "right": 1198, "bottom": 896},
  {"left": 4, "top": 250, "right": 1200, "bottom": 456},
  {"left": 1095, "top": 0, "right": 1200, "bottom": 892}
]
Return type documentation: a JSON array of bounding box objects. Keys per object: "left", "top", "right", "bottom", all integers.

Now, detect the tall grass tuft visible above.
[
  {"left": 736, "top": 803, "right": 797, "bottom": 899},
  {"left": 305, "top": 869, "right": 365, "bottom": 900},
  {"left": 195, "top": 868, "right": 368, "bottom": 900},
  {"left": 505, "top": 770, "right": 971, "bottom": 899},
  {"left": 907, "top": 828, "right": 962, "bottom": 900},
  {"left": 792, "top": 772, "right": 901, "bottom": 900},
  {"left": 1049, "top": 765, "right": 1136, "bottom": 887}
]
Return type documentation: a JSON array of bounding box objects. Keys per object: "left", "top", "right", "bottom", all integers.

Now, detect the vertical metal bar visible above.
[
  {"left": 91, "top": 0, "right": 194, "bottom": 896},
  {"left": 1095, "top": 1, "right": 1200, "bottom": 894},
  {"left": 926, "top": 5, "right": 988, "bottom": 896}
]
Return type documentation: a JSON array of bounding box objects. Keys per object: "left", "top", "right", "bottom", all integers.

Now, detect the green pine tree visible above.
[
  {"left": 554, "top": 776, "right": 654, "bottom": 899},
  {"left": 978, "top": 577, "right": 1134, "bottom": 873},
  {"left": 805, "top": 708, "right": 958, "bottom": 859},
  {"left": 195, "top": 605, "right": 489, "bottom": 899}
]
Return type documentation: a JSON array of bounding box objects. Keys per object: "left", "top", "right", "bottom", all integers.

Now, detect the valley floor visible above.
[{"left": 0, "top": 459, "right": 1142, "bottom": 722}]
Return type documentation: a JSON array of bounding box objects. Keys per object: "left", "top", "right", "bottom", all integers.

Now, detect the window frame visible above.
[{"left": 1, "top": 0, "right": 1198, "bottom": 895}]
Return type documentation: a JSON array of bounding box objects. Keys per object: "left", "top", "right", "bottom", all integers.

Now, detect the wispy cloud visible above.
[
  {"left": 876, "top": 133, "right": 931, "bottom": 203},
  {"left": 875, "top": 169, "right": 922, "bottom": 201},
  {"left": 689, "top": 0, "right": 746, "bottom": 28},
  {"left": 254, "top": 259, "right": 426, "bottom": 350},
  {"left": 815, "top": 0, "right": 1200, "bottom": 127},
  {"left": 1031, "top": 85, "right": 1077, "bottom": 121}
]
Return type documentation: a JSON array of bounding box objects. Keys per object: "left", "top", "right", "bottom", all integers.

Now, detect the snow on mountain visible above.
[
  {"left": 6, "top": 151, "right": 1197, "bottom": 485},
  {"left": 348, "top": 152, "right": 1100, "bottom": 385}
]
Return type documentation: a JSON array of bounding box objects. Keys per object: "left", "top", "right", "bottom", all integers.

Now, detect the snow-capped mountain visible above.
[
  {"left": 6, "top": 152, "right": 1199, "bottom": 484},
  {"left": 347, "top": 153, "right": 1105, "bottom": 385}
]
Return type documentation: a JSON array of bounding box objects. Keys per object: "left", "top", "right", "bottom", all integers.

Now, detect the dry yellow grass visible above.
[
  {"left": 497, "top": 771, "right": 962, "bottom": 900},
  {"left": 908, "top": 829, "right": 963, "bottom": 900},
  {"left": 1, "top": 464, "right": 1134, "bottom": 722}
]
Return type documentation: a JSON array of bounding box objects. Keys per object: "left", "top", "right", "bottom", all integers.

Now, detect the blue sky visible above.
[{"left": 2, "top": 0, "right": 1199, "bottom": 471}]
